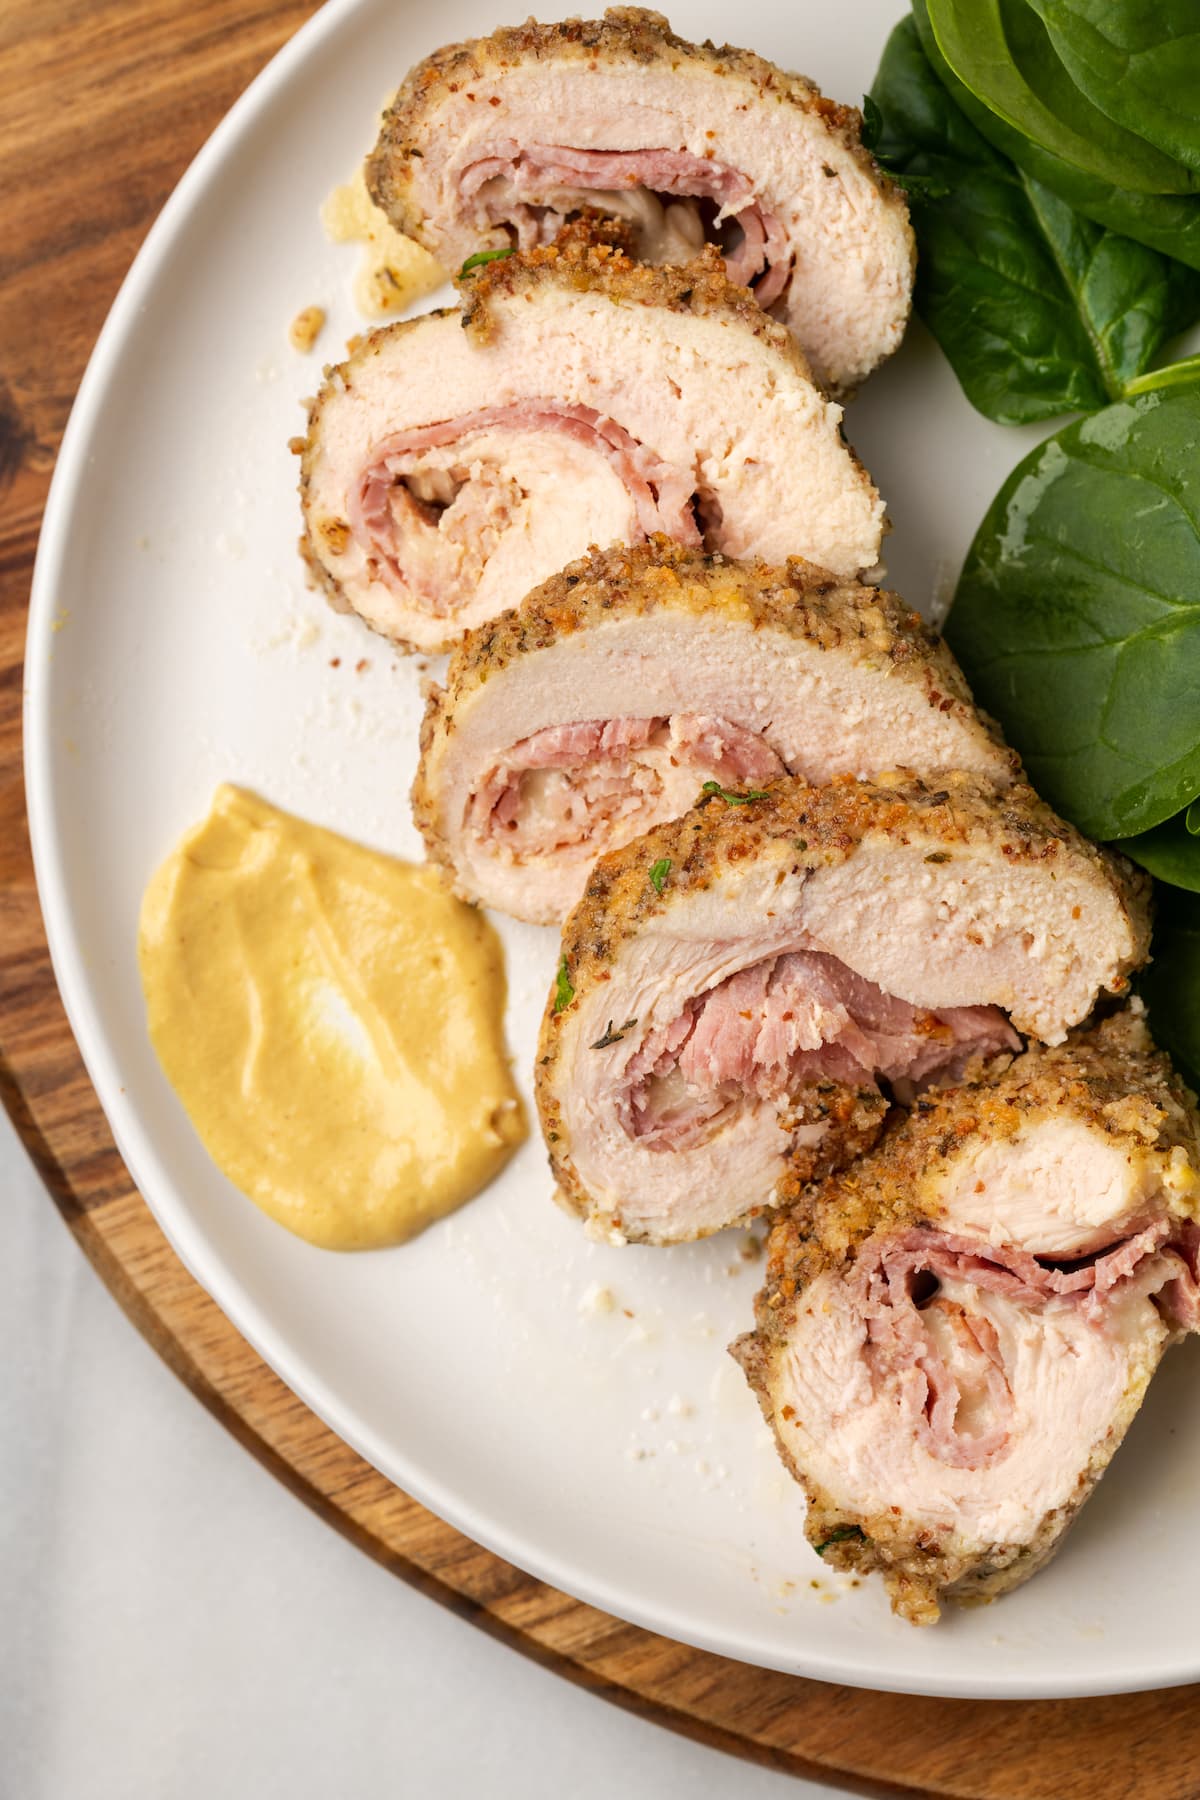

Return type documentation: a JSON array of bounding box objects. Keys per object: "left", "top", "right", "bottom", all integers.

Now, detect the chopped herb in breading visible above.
[
  {"left": 698, "top": 780, "right": 769, "bottom": 807},
  {"left": 814, "top": 1524, "right": 867, "bottom": 1556},
  {"left": 459, "top": 247, "right": 516, "bottom": 276},
  {"left": 590, "top": 1017, "right": 638, "bottom": 1049}
]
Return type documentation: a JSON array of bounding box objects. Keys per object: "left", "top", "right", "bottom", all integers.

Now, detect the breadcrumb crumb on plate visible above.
[{"left": 288, "top": 304, "right": 326, "bottom": 352}]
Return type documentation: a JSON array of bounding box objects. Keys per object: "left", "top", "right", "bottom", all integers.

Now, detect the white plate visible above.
[{"left": 26, "top": 0, "right": 1200, "bottom": 1701}]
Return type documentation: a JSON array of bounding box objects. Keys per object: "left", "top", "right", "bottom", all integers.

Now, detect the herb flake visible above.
[
  {"left": 814, "top": 1524, "right": 867, "bottom": 1557},
  {"left": 553, "top": 955, "right": 575, "bottom": 1014},
  {"left": 590, "top": 1017, "right": 638, "bottom": 1050},
  {"left": 648, "top": 857, "right": 672, "bottom": 894},
  {"left": 459, "top": 246, "right": 516, "bottom": 277},
  {"left": 697, "top": 780, "right": 770, "bottom": 808}
]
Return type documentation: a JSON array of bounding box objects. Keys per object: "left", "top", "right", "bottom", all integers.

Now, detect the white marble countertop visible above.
[{"left": 2, "top": 1107, "right": 846, "bottom": 1798}]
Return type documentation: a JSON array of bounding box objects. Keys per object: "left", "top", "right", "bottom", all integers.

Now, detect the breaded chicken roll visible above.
[
  {"left": 414, "top": 541, "right": 1017, "bottom": 924},
  {"left": 366, "top": 8, "right": 914, "bottom": 390},
  {"left": 298, "top": 233, "right": 884, "bottom": 652},
  {"left": 734, "top": 1013, "right": 1200, "bottom": 1623},
  {"left": 536, "top": 776, "right": 1150, "bottom": 1245}
]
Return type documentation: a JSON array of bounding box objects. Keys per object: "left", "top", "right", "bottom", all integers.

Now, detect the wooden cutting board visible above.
[{"left": 3, "top": 5, "right": 1198, "bottom": 1793}]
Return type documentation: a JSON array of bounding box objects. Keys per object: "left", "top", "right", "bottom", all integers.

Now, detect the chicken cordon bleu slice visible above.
[
  {"left": 733, "top": 1012, "right": 1200, "bottom": 1624},
  {"left": 414, "top": 540, "right": 1018, "bottom": 925},
  {"left": 838, "top": 1007, "right": 1200, "bottom": 1268},
  {"left": 536, "top": 775, "right": 1151, "bottom": 1245},
  {"left": 365, "top": 8, "right": 914, "bottom": 390},
  {"left": 298, "top": 233, "right": 884, "bottom": 653}
]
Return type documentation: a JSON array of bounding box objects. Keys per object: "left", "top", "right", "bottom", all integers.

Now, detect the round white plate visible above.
[{"left": 26, "top": 0, "right": 1200, "bottom": 1700}]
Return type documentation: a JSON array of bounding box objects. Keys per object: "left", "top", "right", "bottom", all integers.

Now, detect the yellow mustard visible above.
[{"left": 138, "top": 785, "right": 525, "bottom": 1249}]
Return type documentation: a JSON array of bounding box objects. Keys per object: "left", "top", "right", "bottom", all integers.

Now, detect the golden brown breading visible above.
[
  {"left": 542, "top": 772, "right": 1150, "bottom": 1007},
  {"left": 455, "top": 229, "right": 801, "bottom": 360},
  {"left": 734, "top": 1212, "right": 1158, "bottom": 1624},
  {"left": 366, "top": 7, "right": 905, "bottom": 245},
  {"left": 772, "top": 1442, "right": 1115, "bottom": 1625},
  {"left": 293, "top": 305, "right": 458, "bottom": 643},
  {"left": 536, "top": 774, "right": 1152, "bottom": 1233},
  {"left": 410, "top": 536, "right": 1019, "bottom": 878},
  {"left": 734, "top": 1008, "right": 1198, "bottom": 1622},
  {"left": 426, "top": 534, "right": 1004, "bottom": 723},
  {"left": 779, "top": 1007, "right": 1200, "bottom": 1260},
  {"left": 293, "top": 228, "right": 876, "bottom": 648}
]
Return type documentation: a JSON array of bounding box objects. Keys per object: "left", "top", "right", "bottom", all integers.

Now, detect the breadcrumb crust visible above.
[
  {"left": 411, "top": 536, "right": 1018, "bottom": 881},
  {"left": 734, "top": 1010, "right": 1197, "bottom": 1622},
  {"left": 366, "top": 6, "right": 908, "bottom": 253}
]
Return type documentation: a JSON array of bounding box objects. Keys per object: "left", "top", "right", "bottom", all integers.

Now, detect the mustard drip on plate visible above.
[{"left": 138, "top": 785, "right": 525, "bottom": 1249}]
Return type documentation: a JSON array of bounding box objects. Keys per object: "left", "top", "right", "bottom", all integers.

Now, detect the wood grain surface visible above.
[{"left": 3, "top": 5, "right": 1198, "bottom": 1795}]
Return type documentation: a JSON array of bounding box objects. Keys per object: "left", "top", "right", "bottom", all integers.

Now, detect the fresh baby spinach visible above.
[
  {"left": 1118, "top": 800, "right": 1200, "bottom": 892},
  {"left": 1026, "top": 1, "right": 1200, "bottom": 176},
  {"left": 1139, "top": 888, "right": 1200, "bottom": 1086},
  {"left": 924, "top": 0, "right": 1200, "bottom": 194},
  {"left": 870, "top": 16, "right": 1200, "bottom": 422},
  {"left": 944, "top": 382, "right": 1200, "bottom": 839},
  {"left": 910, "top": 0, "right": 1200, "bottom": 274}
]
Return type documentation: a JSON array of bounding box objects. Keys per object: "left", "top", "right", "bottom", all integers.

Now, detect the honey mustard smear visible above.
[{"left": 138, "top": 785, "right": 524, "bottom": 1249}]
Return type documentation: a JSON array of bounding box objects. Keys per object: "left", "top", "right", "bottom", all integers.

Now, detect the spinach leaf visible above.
[
  {"left": 1139, "top": 888, "right": 1200, "bottom": 1088},
  {"left": 870, "top": 18, "right": 1200, "bottom": 422},
  {"left": 1118, "top": 811, "right": 1200, "bottom": 892},
  {"left": 925, "top": 0, "right": 1199, "bottom": 194},
  {"left": 912, "top": 0, "right": 1200, "bottom": 272},
  {"left": 944, "top": 383, "right": 1200, "bottom": 839},
  {"left": 1028, "top": 1, "right": 1200, "bottom": 176}
]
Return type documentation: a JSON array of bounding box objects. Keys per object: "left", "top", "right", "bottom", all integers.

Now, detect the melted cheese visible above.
[
  {"left": 321, "top": 167, "right": 445, "bottom": 318},
  {"left": 138, "top": 785, "right": 524, "bottom": 1249}
]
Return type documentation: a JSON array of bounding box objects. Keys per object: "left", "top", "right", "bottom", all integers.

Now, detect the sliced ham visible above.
[
  {"left": 352, "top": 405, "right": 701, "bottom": 600},
  {"left": 733, "top": 1010, "right": 1200, "bottom": 1622},
  {"left": 414, "top": 541, "right": 1017, "bottom": 923},
  {"left": 625, "top": 953, "right": 1019, "bottom": 1149},
  {"left": 299, "top": 233, "right": 884, "bottom": 652},
  {"left": 536, "top": 774, "right": 1151, "bottom": 1245},
  {"left": 366, "top": 8, "right": 915, "bottom": 389}
]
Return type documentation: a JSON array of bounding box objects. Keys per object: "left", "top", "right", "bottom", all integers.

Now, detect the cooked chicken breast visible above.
[
  {"left": 366, "top": 8, "right": 914, "bottom": 390},
  {"left": 536, "top": 775, "right": 1151, "bottom": 1245},
  {"left": 298, "top": 232, "right": 884, "bottom": 652},
  {"left": 852, "top": 1007, "right": 1200, "bottom": 1263},
  {"left": 734, "top": 1011, "right": 1200, "bottom": 1624},
  {"left": 414, "top": 540, "right": 1017, "bottom": 925}
]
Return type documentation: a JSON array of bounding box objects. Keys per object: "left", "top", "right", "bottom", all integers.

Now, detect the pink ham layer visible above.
[
  {"left": 625, "top": 952, "right": 1021, "bottom": 1147},
  {"left": 852, "top": 1224, "right": 1200, "bottom": 1473},
  {"left": 459, "top": 144, "right": 792, "bottom": 306},
  {"left": 469, "top": 714, "right": 784, "bottom": 852},
  {"left": 350, "top": 404, "right": 700, "bottom": 607}
]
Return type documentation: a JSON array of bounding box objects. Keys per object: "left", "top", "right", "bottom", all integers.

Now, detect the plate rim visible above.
[{"left": 23, "top": 0, "right": 1200, "bottom": 1702}]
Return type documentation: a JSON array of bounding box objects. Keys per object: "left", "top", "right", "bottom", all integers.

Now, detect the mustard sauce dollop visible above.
[{"left": 138, "top": 785, "right": 525, "bottom": 1250}]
